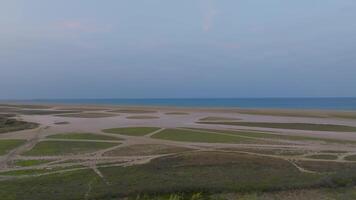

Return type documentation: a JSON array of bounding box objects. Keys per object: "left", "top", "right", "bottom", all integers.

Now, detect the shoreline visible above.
[
  {"left": 1, "top": 97, "right": 356, "bottom": 111},
  {"left": 1, "top": 102, "right": 356, "bottom": 118}
]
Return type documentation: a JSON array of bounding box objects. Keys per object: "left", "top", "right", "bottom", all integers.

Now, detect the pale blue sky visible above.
[{"left": 1, "top": 0, "right": 356, "bottom": 99}]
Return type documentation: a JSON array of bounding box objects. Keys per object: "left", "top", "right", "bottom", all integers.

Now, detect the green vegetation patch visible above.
[
  {"left": 187, "top": 128, "right": 355, "bottom": 144},
  {"left": 0, "top": 116, "right": 38, "bottom": 134},
  {"left": 54, "top": 121, "right": 70, "bottom": 125},
  {"left": 151, "top": 129, "right": 257, "bottom": 144},
  {"left": 0, "top": 104, "right": 51, "bottom": 109},
  {"left": 109, "top": 109, "right": 157, "bottom": 114},
  {"left": 165, "top": 112, "right": 189, "bottom": 115},
  {"left": 0, "top": 169, "right": 103, "bottom": 200},
  {"left": 222, "top": 147, "right": 308, "bottom": 156},
  {"left": 14, "top": 110, "right": 81, "bottom": 115},
  {"left": 104, "top": 144, "right": 193, "bottom": 156},
  {"left": 199, "top": 117, "right": 241, "bottom": 121},
  {"left": 126, "top": 115, "right": 159, "bottom": 119},
  {"left": 56, "top": 112, "right": 117, "bottom": 118},
  {"left": 0, "top": 139, "right": 26, "bottom": 155},
  {"left": 306, "top": 154, "right": 339, "bottom": 160},
  {"left": 48, "top": 132, "right": 122, "bottom": 140},
  {"left": 2, "top": 152, "right": 356, "bottom": 199},
  {"left": 295, "top": 160, "right": 356, "bottom": 173},
  {"left": 0, "top": 165, "right": 85, "bottom": 176},
  {"left": 23, "top": 141, "right": 119, "bottom": 156},
  {"left": 13, "top": 159, "right": 53, "bottom": 167},
  {"left": 94, "top": 152, "right": 320, "bottom": 198},
  {"left": 198, "top": 122, "right": 356, "bottom": 132},
  {"left": 345, "top": 155, "right": 356, "bottom": 161},
  {"left": 103, "top": 127, "right": 161, "bottom": 136}
]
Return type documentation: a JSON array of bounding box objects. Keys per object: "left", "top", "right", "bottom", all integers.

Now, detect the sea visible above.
[{"left": 10, "top": 98, "right": 356, "bottom": 111}]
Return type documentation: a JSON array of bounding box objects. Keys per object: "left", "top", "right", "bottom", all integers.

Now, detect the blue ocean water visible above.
[{"left": 16, "top": 98, "right": 356, "bottom": 110}]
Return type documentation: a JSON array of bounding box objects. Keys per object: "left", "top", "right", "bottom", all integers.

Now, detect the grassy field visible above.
[
  {"left": 0, "top": 104, "right": 51, "bottom": 109},
  {"left": 14, "top": 110, "right": 81, "bottom": 115},
  {"left": 109, "top": 109, "right": 157, "bottom": 114},
  {"left": 0, "top": 116, "right": 38, "bottom": 134},
  {"left": 0, "top": 165, "right": 85, "bottom": 176},
  {"left": 165, "top": 112, "right": 189, "bottom": 115},
  {"left": 2, "top": 152, "right": 356, "bottom": 199},
  {"left": 126, "top": 115, "right": 160, "bottom": 119},
  {"left": 345, "top": 155, "right": 356, "bottom": 161},
  {"left": 55, "top": 112, "right": 117, "bottom": 118},
  {"left": 199, "top": 117, "right": 241, "bottom": 121},
  {"left": 198, "top": 122, "right": 356, "bottom": 132},
  {"left": 13, "top": 159, "right": 53, "bottom": 167},
  {"left": 151, "top": 129, "right": 257, "bottom": 144},
  {"left": 23, "top": 141, "right": 119, "bottom": 156},
  {"left": 0, "top": 139, "right": 26, "bottom": 155},
  {"left": 186, "top": 128, "right": 355, "bottom": 144},
  {"left": 48, "top": 132, "right": 121, "bottom": 140},
  {"left": 221, "top": 147, "right": 308, "bottom": 156},
  {"left": 306, "top": 154, "right": 339, "bottom": 160},
  {"left": 103, "top": 144, "right": 193, "bottom": 156},
  {"left": 103, "top": 127, "right": 161, "bottom": 136},
  {"left": 53, "top": 121, "right": 70, "bottom": 125}
]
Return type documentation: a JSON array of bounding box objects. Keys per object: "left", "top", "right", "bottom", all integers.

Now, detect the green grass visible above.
[
  {"left": 48, "top": 132, "right": 121, "bottom": 140},
  {"left": 103, "top": 127, "right": 161, "bottom": 136},
  {"left": 306, "top": 154, "right": 339, "bottom": 160},
  {"left": 0, "top": 104, "right": 51, "bottom": 109},
  {"left": 126, "top": 115, "right": 159, "bottom": 119},
  {"left": 0, "top": 169, "right": 101, "bottom": 200},
  {"left": 13, "top": 159, "right": 53, "bottom": 167},
  {"left": 295, "top": 160, "right": 356, "bottom": 173},
  {"left": 183, "top": 128, "right": 355, "bottom": 144},
  {"left": 199, "top": 117, "right": 241, "bottom": 121},
  {"left": 198, "top": 122, "right": 356, "bottom": 132},
  {"left": 23, "top": 141, "right": 119, "bottom": 156},
  {"left": 345, "top": 155, "right": 356, "bottom": 161},
  {"left": 165, "top": 112, "right": 189, "bottom": 115},
  {"left": 151, "top": 129, "right": 257, "bottom": 144},
  {"left": 0, "top": 139, "right": 26, "bottom": 155},
  {"left": 103, "top": 144, "right": 193, "bottom": 156},
  {"left": 0, "top": 117, "right": 38, "bottom": 134},
  {"left": 0, "top": 165, "right": 85, "bottom": 176},
  {"left": 55, "top": 112, "right": 117, "bottom": 118},
  {"left": 14, "top": 110, "right": 81, "bottom": 115},
  {"left": 109, "top": 109, "right": 157, "bottom": 114},
  {"left": 222, "top": 147, "right": 308, "bottom": 156},
  {"left": 2, "top": 152, "right": 356, "bottom": 199}
]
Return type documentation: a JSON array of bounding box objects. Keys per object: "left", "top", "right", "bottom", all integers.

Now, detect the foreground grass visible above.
[
  {"left": 0, "top": 165, "right": 84, "bottom": 176},
  {"left": 13, "top": 159, "right": 53, "bottom": 167},
  {"left": 151, "top": 129, "right": 257, "bottom": 144},
  {"left": 103, "top": 127, "right": 161, "bottom": 136},
  {"left": 48, "top": 132, "right": 121, "bottom": 141},
  {"left": 0, "top": 140, "right": 26, "bottom": 155},
  {"left": 23, "top": 141, "right": 118, "bottom": 156},
  {"left": 198, "top": 122, "right": 356, "bottom": 132},
  {"left": 2, "top": 152, "right": 356, "bottom": 199}
]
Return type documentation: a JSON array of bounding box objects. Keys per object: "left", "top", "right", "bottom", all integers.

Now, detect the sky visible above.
[{"left": 1, "top": 0, "right": 356, "bottom": 99}]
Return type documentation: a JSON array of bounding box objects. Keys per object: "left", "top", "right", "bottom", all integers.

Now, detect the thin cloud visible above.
[
  {"left": 201, "top": 0, "right": 218, "bottom": 32},
  {"left": 57, "top": 20, "right": 112, "bottom": 33}
]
